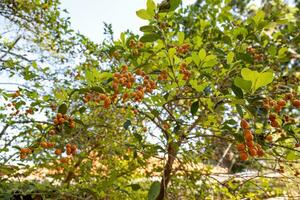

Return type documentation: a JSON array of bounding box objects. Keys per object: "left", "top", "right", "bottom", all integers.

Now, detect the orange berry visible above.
[
  {"left": 277, "top": 99, "right": 286, "bottom": 107},
  {"left": 66, "top": 147, "right": 72, "bottom": 155},
  {"left": 71, "top": 145, "right": 77, "bottom": 155},
  {"left": 240, "top": 152, "right": 248, "bottom": 161},
  {"left": 257, "top": 148, "right": 264, "bottom": 157},
  {"left": 292, "top": 99, "right": 300, "bottom": 108},
  {"left": 275, "top": 105, "right": 282, "bottom": 113},
  {"left": 53, "top": 118, "right": 59, "bottom": 125},
  {"left": 163, "top": 123, "right": 170, "bottom": 130},
  {"left": 40, "top": 141, "right": 48, "bottom": 148},
  {"left": 266, "top": 135, "right": 273, "bottom": 142},
  {"left": 240, "top": 119, "right": 250, "bottom": 129},
  {"left": 270, "top": 120, "right": 280, "bottom": 128},
  {"left": 246, "top": 140, "right": 255, "bottom": 148},
  {"left": 269, "top": 113, "right": 276, "bottom": 122},
  {"left": 249, "top": 148, "right": 257, "bottom": 156},
  {"left": 20, "top": 153, "right": 27, "bottom": 159},
  {"left": 55, "top": 149, "right": 62, "bottom": 155},
  {"left": 49, "top": 129, "right": 56, "bottom": 135},
  {"left": 60, "top": 157, "right": 68, "bottom": 163},
  {"left": 20, "top": 148, "right": 31, "bottom": 154},
  {"left": 69, "top": 122, "right": 75, "bottom": 129},
  {"left": 47, "top": 142, "right": 54, "bottom": 148},
  {"left": 66, "top": 143, "right": 71, "bottom": 148},
  {"left": 121, "top": 65, "right": 128, "bottom": 72},
  {"left": 236, "top": 143, "right": 246, "bottom": 151},
  {"left": 56, "top": 113, "right": 63, "bottom": 119},
  {"left": 99, "top": 93, "right": 107, "bottom": 100},
  {"left": 285, "top": 93, "right": 293, "bottom": 100},
  {"left": 71, "top": 144, "right": 77, "bottom": 151},
  {"left": 59, "top": 117, "right": 65, "bottom": 124},
  {"left": 244, "top": 130, "right": 254, "bottom": 141}
]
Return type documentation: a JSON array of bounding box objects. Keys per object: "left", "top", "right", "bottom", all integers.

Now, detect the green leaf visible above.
[
  {"left": 278, "top": 47, "right": 288, "bottom": 58},
  {"left": 140, "top": 25, "right": 157, "bottom": 33},
  {"left": 133, "top": 132, "right": 142, "bottom": 142},
  {"left": 236, "top": 104, "right": 244, "bottom": 118},
  {"left": 177, "top": 32, "right": 185, "bottom": 44},
  {"left": 286, "top": 151, "right": 298, "bottom": 161},
  {"left": 203, "top": 60, "right": 218, "bottom": 67},
  {"left": 241, "top": 68, "right": 259, "bottom": 81},
  {"left": 198, "top": 49, "right": 206, "bottom": 61},
  {"left": 151, "top": 109, "right": 160, "bottom": 117},
  {"left": 204, "top": 55, "right": 217, "bottom": 62},
  {"left": 136, "top": 9, "right": 153, "bottom": 20},
  {"left": 140, "top": 34, "right": 160, "bottom": 43},
  {"left": 231, "top": 84, "right": 243, "bottom": 99},
  {"left": 148, "top": 181, "right": 161, "bottom": 200},
  {"left": 227, "top": 52, "right": 234, "bottom": 64},
  {"left": 123, "top": 120, "right": 131, "bottom": 130},
  {"left": 241, "top": 68, "right": 274, "bottom": 92},
  {"left": 255, "top": 71, "right": 274, "bottom": 91},
  {"left": 190, "top": 80, "right": 209, "bottom": 92},
  {"left": 234, "top": 77, "right": 252, "bottom": 91},
  {"left": 268, "top": 45, "right": 277, "bottom": 56},
  {"left": 32, "top": 61, "right": 38, "bottom": 69},
  {"left": 147, "top": 0, "right": 156, "bottom": 15},
  {"left": 78, "top": 106, "right": 86, "bottom": 114},
  {"left": 203, "top": 55, "right": 218, "bottom": 67},
  {"left": 170, "top": 0, "right": 182, "bottom": 11},
  {"left": 130, "top": 184, "right": 141, "bottom": 191},
  {"left": 253, "top": 10, "right": 265, "bottom": 25},
  {"left": 168, "top": 48, "right": 176, "bottom": 61},
  {"left": 192, "top": 52, "right": 200, "bottom": 66},
  {"left": 191, "top": 101, "right": 199, "bottom": 116},
  {"left": 237, "top": 53, "right": 253, "bottom": 64},
  {"left": 58, "top": 103, "right": 68, "bottom": 114}
]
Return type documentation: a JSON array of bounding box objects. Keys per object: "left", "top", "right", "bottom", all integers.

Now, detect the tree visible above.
[{"left": 0, "top": 0, "right": 299, "bottom": 199}]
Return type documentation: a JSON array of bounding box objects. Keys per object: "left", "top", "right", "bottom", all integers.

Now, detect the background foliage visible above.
[{"left": 0, "top": 0, "right": 299, "bottom": 199}]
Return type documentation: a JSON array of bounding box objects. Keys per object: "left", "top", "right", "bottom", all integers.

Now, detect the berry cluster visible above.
[
  {"left": 20, "top": 148, "right": 33, "bottom": 159},
  {"left": 263, "top": 93, "right": 299, "bottom": 129},
  {"left": 53, "top": 113, "right": 75, "bottom": 128},
  {"left": 237, "top": 119, "right": 264, "bottom": 161},
  {"left": 246, "top": 47, "right": 264, "bottom": 62},
  {"left": 114, "top": 66, "right": 156, "bottom": 102},
  {"left": 66, "top": 143, "right": 77, "bottom": 156},
  {"left": 40, "top": 141, "right": 54, "bottom": 148},
  {"left": 7, "top": 102, "right": 35, "bottom": 117},
  {"left": 158, "top": 70, "right": 168, "bottom": 81},
  {"left": 129, "top": 39, "right": 144, "bottom": 56},
  {"left": 129, "top": 39, "right": 144, "bottom": 49},
  {"left": 113, "top": 65, "right": 135, "bottom": 91},
  {"left": 176, "top": 43, "right": 190, "bottom": 54},
  {"left": 83, "top": 92, "right": 111, "bottom": 108},
  {"left": 83, "top": 65, "right": 157, "bottom": 108},
  {"left": 179, "top": 63, "right": 191, "bottom": 81}
]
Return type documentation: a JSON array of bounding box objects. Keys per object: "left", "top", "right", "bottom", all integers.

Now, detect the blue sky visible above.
[{"left": 60, "top": 0, "right": 197, "bottom": 42}]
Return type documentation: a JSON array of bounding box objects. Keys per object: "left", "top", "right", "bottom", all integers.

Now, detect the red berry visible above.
[
  {"left": 240, "top": 119, "right": 250, "bottom": 129},
  {"left": 249, "top": 148, "right": 257, "bottom": 157},
  {"left": 240, "top": 152, "right": 248, "bottom": 161},
  {"left": 236, "top": 143, "right": 246, "bottom": 151},
  {"left": 277, "top": 99, "right": 286, "bottom": 107},
  {"left": 266, "top": 135, "right": 273, "bottom": 142},
  {"left": 292, "top": 99, "right": 300, "bottom": 108}
]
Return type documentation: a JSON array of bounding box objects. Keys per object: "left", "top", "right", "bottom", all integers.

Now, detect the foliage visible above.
[{"left": 0, "top": 0, "right": 299, "bottom": 199}]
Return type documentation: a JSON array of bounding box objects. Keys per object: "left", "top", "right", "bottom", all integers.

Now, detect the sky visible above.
[{"left": 60, "top": 0, "right": 197, "bottom": 43}]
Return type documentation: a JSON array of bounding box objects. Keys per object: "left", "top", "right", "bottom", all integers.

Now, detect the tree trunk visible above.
[{"left": 156, "top": 142, "right": 178, "bottom": 200}]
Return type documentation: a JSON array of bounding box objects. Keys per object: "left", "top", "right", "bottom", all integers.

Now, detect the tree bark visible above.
[{"left": 156, "top": 142, "right": 178, "bottom": 200}]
